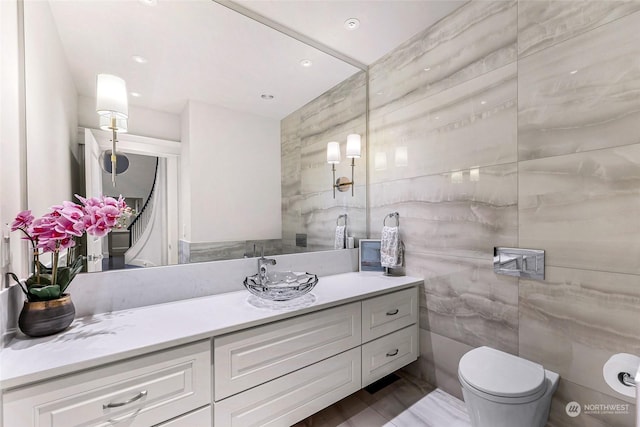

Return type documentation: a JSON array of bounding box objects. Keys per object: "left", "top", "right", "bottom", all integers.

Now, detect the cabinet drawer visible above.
[
  {"left": 3, "top": 341, "right": 211, "bottom": 427},
  {"left": 215, "top": 347, "right": 361, "bottom": 427},
  {"left": 362, "top": 287, "right": 418, "bottom": 342},
  {"left": 362, "top": 325, "right": 418, "bottom": 387},
  {"left": 214, "top": 302, "right": 361, "bottom": 400},
  {"left": 156, "top": 406, "right": 211, "bottom": 426}
]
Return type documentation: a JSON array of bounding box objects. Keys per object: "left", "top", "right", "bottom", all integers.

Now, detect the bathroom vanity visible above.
[{"left": 0, "top": 273, "right": 420, "bottom": 426}]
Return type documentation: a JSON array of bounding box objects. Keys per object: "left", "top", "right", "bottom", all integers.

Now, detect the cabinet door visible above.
[
  {"left": 155, "top": 406, "right": 211, "bottom": 427},
  {"left": 362, "top": 287, "right": 418, "bottom": 342},
  {"left": 215, "top": 348, "right": 361, "bottom": 427},
  {"left": 3, "top": 341, "right": 211, "bottom": 427},
  {"left": 362, "top": 325, "right": 418, "bottom": 387},
  {"left": 214, "top": 302, "right": 361, "bottom": 400}
]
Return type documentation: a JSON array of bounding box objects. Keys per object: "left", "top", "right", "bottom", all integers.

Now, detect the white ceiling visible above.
[
  {"left": 42, "top": 0, "right": 466, "bottom": 120},
  {"left": 237, "top": 0, "right": 467, "bottom": 66}
]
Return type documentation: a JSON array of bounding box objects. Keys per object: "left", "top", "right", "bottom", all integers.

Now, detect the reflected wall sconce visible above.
[
  {"left": 327, "top": 133, "right": 361, "bottom": 198},
  {"left": 96, "top": 73, "right": 129, "bottom": 186}
]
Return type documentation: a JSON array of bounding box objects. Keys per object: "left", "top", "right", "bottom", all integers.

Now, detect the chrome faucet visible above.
[{"left": 257, "top": 246, "right": 276, "bottom": 285}]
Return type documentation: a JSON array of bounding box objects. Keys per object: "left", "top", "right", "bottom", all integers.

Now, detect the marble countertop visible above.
[{"left": 0, "top": 272, "right": 421, "bottom": 390}]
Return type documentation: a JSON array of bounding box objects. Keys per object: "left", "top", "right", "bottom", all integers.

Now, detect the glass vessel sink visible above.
[{"left": 243, "top": 271, "right": 318, "bottom": 301}]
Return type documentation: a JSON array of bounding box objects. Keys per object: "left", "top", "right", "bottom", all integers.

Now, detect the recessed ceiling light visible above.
[
  {"left": 423, "top": 67, "right": 431, "bottom": 71},
  {"left": 132, "top": 55, "right": 148, "bottom": 64},
  {"left": 139, "top": 0, "right": 157, "bottom": 6},
  {"left": 435, "top": 116, "right": 440, "bottom": 120},
  {"left": 261, "top": 94, "right": 274, "bottom": 100},
  {"left": 570, "top": 69, "right": 579, "bottom": 75},
  {"left": 344, "top": 18, "right": 360, "bottom": 30},
  {"left": 376, "top": 91, "right": 383, "bottom": 96},
  {"left": 300, "top": 59, "right": 312, "bottom": 67},
  {"left": 130, "top": 92, "right": 141, "bottom": 97},
  {"left": 480, "top": 100, "right": 487, "bottom": 105}
]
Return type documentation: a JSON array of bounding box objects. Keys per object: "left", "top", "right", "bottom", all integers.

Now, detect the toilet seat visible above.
[{"left": 458, "top": 346, "right": 547, "bottom": 404}]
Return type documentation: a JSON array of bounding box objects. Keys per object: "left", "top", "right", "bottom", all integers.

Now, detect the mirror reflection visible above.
[{"left": 23, "top": 0, "right": 367, "bottom": 273}]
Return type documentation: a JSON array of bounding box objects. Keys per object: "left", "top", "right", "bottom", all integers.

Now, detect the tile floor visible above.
[{"left": 294, "top": 373, "right": 472, "bottom": 427}]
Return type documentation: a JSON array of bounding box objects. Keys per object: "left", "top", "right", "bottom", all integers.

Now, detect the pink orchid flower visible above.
[
  {"left": 58, "top": 237, "right": 76, "bottom": 250},
  {"left": 60, "top": 201, "right": 84, "bottom": 222},
  {"left": 11, "top": 210, "right": 34, "bottom": 231},
  {"left": 85, "top": 218, "right": 110, "bottom": 237},
  {"left": 55, "top": 216, "right": 85, "bottom": 237},
  {"left": 99, "top": 205, "right": 121, "bottom": 227}
]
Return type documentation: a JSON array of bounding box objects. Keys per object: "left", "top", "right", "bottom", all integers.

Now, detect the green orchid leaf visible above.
[
  {"left": 56, "top": 267, "right": 71, "bottom": 289},
  {"left": 26, "top": 274, "right": 53, "bottom": 287},
  {"left": 28, "top": 285, "right": 61, "bottom": 300}
]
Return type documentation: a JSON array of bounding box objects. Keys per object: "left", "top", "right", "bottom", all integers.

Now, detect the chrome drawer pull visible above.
[
  {"left": 103, "top": 390, "right": 148, "bottom": 409},
  {"left": 386, "top": 309, "right": 399, "bottom": 316},
  {"left": 386, "top": 349, "right": 399, "bottom": 357}
]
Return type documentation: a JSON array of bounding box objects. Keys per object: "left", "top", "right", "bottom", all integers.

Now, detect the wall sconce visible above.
[
  {"left": 327, "top": 134, "right": 361, "bottom": 198},
  {"left": 96, "top": 73, "right": 129, "bottom": 186}
]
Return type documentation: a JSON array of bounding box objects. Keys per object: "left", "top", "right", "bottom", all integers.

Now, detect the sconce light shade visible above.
[
  {"left": 96, "top": 74, "right": 129, "bottom": 119},
  {"left": 99, "top": 115, "right": 128, "bottom": 133},
  {"left": 346, "top": 133, "right": 361, "bottom": 158},
  {"left": 327, "top": 142, "right": 341, "bottom": 164}
]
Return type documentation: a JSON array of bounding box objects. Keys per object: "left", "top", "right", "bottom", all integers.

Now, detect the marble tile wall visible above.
[
  {"left": 368, "top": 0, "right": 519, "bottom": 399},
  {"left": 369, "top": 1, "right": 640, "bottom": 426},
  {"left": 179, "top": 238, "right": 283, "bottom": 263},
  {"left": 281, "top": 71, "right": 367, "bottom": 253},
  {"left": 515, "top": 3, "right": 640, "bottom": 425}
]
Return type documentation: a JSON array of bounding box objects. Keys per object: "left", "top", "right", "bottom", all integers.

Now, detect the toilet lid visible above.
[{"left": 458, "top": 346, "right": 546, "bottom": 398}]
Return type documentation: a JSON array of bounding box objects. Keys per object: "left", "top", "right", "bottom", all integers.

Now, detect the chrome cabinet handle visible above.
[
  {"left": 386, "top": 309, "right": 399, "bottom": 316},
  {"left": 103, "top": 390, "right": 148, "bottom": 409},
  {"left": 386, "top": 349, "right": 399, "bottom": 357}
]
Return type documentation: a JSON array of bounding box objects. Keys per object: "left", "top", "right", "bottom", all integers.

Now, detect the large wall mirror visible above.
[{"left": 22, "top": 0, "right": 367, "bottom": 273}]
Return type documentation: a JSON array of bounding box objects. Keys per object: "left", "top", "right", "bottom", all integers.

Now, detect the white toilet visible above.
[{"left": 458, "top": 346, "right": 559, "bottom": 427}]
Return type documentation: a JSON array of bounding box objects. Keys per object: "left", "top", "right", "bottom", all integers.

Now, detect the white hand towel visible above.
[
  {"left": 380, "top": 225, "right": 404, "bottom": 268},
  {"left": 334, "top": 225, "right": 346, "bottom": 249}
]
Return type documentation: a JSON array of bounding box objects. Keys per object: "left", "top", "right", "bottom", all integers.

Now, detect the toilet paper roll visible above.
[{"left": 603, "top": 353, "right": 639, "bottom": 398}]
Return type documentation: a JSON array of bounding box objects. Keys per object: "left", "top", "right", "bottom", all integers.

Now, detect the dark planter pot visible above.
[{"left": 18, "top": 294, "right": 75, "bottom": 337}]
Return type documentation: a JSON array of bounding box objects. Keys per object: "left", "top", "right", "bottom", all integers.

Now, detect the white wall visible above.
[
  {"left": 181, "top": 100, "right": 282, "bottom": 243},
  {"left": 77, "top": 95, "right": 181, "bottom": 142},
  {"left": 23, "top": 0, "right": 77, "bottom": 216},
  {"left": 1, "top": 0, "right": 28, "bottom": 284},
  {"left": 180, "top": 105, "right": 192, "bottom": 241}
]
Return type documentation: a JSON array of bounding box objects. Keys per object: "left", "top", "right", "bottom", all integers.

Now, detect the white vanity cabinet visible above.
[
  {"left": 361, "top": 287, "right": 419, "bottom": 386},
  {"left": 1, "top": 276, "right": 421, "bottom": 427},
  {"left": 214, "top": 286, "right": 419, "bottom": 427},
  {"left": 3, "top": 341, "right": 212, "bottom": 427},
  {"left": 214, "top": 302, "right": 362, "bottom": 400}
]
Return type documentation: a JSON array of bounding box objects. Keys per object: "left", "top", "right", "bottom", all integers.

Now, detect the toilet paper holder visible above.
[{"left": 619, "top": 372, "right": 637, "bottom": 388}]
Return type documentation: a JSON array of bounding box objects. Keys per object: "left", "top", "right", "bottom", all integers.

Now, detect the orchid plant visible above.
[{"left": 9, "top": 195, "right": 130, "bottom": 302}]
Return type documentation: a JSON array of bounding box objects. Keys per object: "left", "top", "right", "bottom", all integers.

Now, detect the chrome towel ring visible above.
[{"left": 383, "top": 212, "right": 399, "bottom": 227}]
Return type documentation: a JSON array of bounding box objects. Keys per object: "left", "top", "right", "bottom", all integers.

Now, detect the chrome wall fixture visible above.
[
  {"left": 326, "top": 134, "right": 361, "bottom": 198},
  {"left": 493, "top": 247, "right": 545, "bottom": 280}
]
